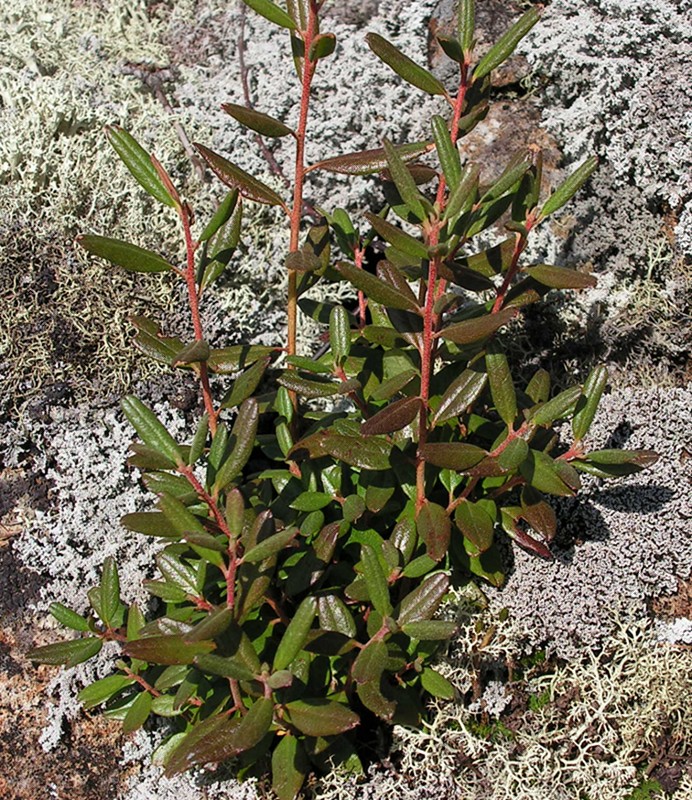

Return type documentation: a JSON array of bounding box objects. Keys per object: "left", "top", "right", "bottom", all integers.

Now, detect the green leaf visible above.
[
  {"left": 277, "top": 372, "right": 353, "bottom": 398},
  {"left": 78, "top": 675, "right": 134, "bottom": 709},
  {"left": 318, "top": 595, "right": 357, "bottom": 638},
  {"left": 27, "top": 637, "right": 102, "bottom": 667},
  {"left": 439, "top": 307, "right": 517, "bottom": 345},
  {"left": 357, "top": 679, "right": 396, "bottom": 721},
  {"left": 201, "top": 199, "right": 243, "bottom": 289},
  {"left": 121, "top": 512, "right": 174, "bottom": 539},
  {"left": 337, "top": 259, "right": 422, "bottom": 313},
  {"left": 432, "top": 116, "right": 461, "bottom": 190},
  {"left": 433, "top": 368, "right": 487, "bottom": 424},
  {"left": 195, "top": 143, "right": 284, "bottom": 206},
  {"left": 480, "top": 151, "right": 531, "bottom": 203},
  {"left": 444, "top": 163, "right": 480, "bottom": 223},
  {"left": 273, "top": 597, "right": 317, "bottom": 670},
  {"left": 184, "top": 607, "right": 234, "bottom": 643},
  {"left": 417, "top": 502, "right": 451, "bottom": 562},
  {"left": 243, "top": 0, "right": 296, "bottom": 29},
  {"left": 329, "top": 305, "right": 351, "bottom": 367},
  {"left": 99, "top": 557, "right": 120, "bottom": 628},
  {"left": 458, "top": 0, "right": 475, "bottom": 54},
  {"left": 172, "top": 340, "right": 210, "bottom": 367},
  {"left": 293, "top": 429, "right": 391, "bottom": 470},
  {"left": 188, "top": 414, "right": 209, "bottom": 466},
  {"left": 199, "top": 190, "right": 239, "bottom": 243},
  {"left": 455, "top": 500, "right": 494, "bottom": 554},
  {"left": 383, "top": 138, "right": 428, "bottom": 221},
  {"left": 272, "top": 734, "right": 309, "bottom": 800},
  {"left": 309, "top": 140, "right": 431, "bottom": 176},
  {"left": 361, "top": 544, "right": 393, "bottom": 616},
  {"left": 105, "top": 126, "right": 176, "bottom": 207},
  {"left": 130, "top": 315, "right": 185, "bottom": 365},
  {"left": 194, "top": 653, "right": 256, "bottom": 681},
  {"left": 122, "top": 690, "right": 152, "bottom": 734},
  {"left": 369, "top": 368, "right": 419, "bottom": 402},
  {"left": 49, "top": 603, "right": 90, "bottom": 632},
  {"left": 213, "top": 398, "right": 259, "bottom": 493},
  {"left": 584, "top": 449, "right": 659, "bottom": 467},
  {"left": 284, "top": 699, "right": 359, "bottom": 737},
  {"left": 474, "top": 7, "right": 541, "bottom": 79},
  {"left": 220, "top": 357, "right": 271, "bottom": 410},
  {"left": 520, "top": 486, "right": 556, "bottom": 540},
  {"left": 157, "top": 494, "right": 208, "bottom": 539},
  {"left": 485, "top": 340, "right": 517, "bottom": 427},
  {"left": 125, "top": 635, "right": 215, "bottom": 665},
  {"left": 361, "top": 396, "right": 420, "bottom": 436},
  {"left": 121, "top": 395, "right": 184, "bottom": 466},
  {"left": 366, "top": 33, "right": 446, "bottom": 95},
  {"left": 352, "top": 640, "right": 387, "bottom": 684},
  {"left": 401, "top": 620, "right": 457, "bottom": 640},
  {"left": 364, "top": 212, "right": 428, "bottom": 261},
  {"left": 398, "top": 572, "right": 449, "bottom": 625},
  {"left": 421, "top": 668, "right": 455, "bottom": 699},
  {"left": 531, "top": 385, "right": 582, "bottom": 427},
  {"left": 207, "top": 344, "right": 278, "bottom": 374},
  {"left": 222, "top": 102, "right": 294, "bottom": 137},
  {"left": 496, "top": 437, "right": 528, "bottom": 471},
  {"left": 419, "top": 442, "right": 487, "bottom": 470},
  {"left": 540, "top": 156, "right": 598, "bottom": 218},
  {"left": 572, "top": 365, "right": 608, "bottom": 441},
  {"left": 524, "top": 264, "right": 597, "bottom": 290},
  {"left": 519, "top": 450, "right": 574, "bottom": 496},
  {"left": 309, "top": 32, "right": 337, "bottom": 61},
  {"left": 76, "top": 235, "right": 174, "bottom": 273},
  {"left": 526, "top": 368, "right": 551, "bottom": 404},
  {"left": 454, "top": 237, "right": 515, "bottom": 278},
  {"left": 168, "top": 697, "right": 274, "bottom": 775},
  {"left": 243, "top": 527, "right": 298, "bottom": 563}
]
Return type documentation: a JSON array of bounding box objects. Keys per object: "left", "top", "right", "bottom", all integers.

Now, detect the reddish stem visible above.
[{"left": 180, "top": 206, "right": 218, "bottom": 434}]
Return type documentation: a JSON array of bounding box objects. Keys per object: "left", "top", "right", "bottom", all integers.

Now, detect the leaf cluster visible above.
[{"left": 30, "top": 2, "right": 657, "bottom": 798}]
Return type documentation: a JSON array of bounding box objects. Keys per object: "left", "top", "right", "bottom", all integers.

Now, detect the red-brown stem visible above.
[
  {"left": 491, "top": 230, "right": 527, "bottom": 314},
  {"left": 415, "top": 65, "right": 472, "bottom": 508},
  {"left": 447, "top": 476, "right": 479, "bottom": 514},
  {"left": 124, "top": 667, "right": 162, "bottom": 698},
  {"left": 287, "top": 10, "right": 319, "bottom": 363},
  {"left": 180, "top": 207, "right": 218, "bottom": 435},
  {"left": 354, "top": 246, "right": 367, "bottom": 329}
]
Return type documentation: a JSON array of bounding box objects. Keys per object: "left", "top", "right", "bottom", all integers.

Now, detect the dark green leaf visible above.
[
  {"left": 329, "top": 304, "right": 351, "bottom": 366},
  {"left": 78, "top": 675, "right": 134, "bottom": 709},
  {"left": 27, "top": 637, "right": 102, "bottom": 666},
  {"left": 277, "top": 372, "right": 352, "bottom": 398},
  {"left": 540, "top": 156, "right": 598, "bottom": 218},
  {"left": 121, "top": 512, "right": 175, "bottom": 539},
  {"left": 584, "top": 449, "right": 659, "bottom": 467},
  {"left": 125, "top": 635, "right": 215, "bottom": 665},
  {"left": 308, "top": 141, "right": 431, "bottom": 176},
  {"left": 437, "top": 34, "right": 464, "bottom": 63},
  {"left": 99, "top": 557, "right": 120, "bottom": 628},
  {"left": 105, "top": 126, "right": 176, "bottom": 207},
  {"left": 438, "top": 307, "right": 517, "bottom": 345},
  {"left": 519, "top": 450, "right": 574, "bottom": 496},
  {"left": 199, "top": 190, "right": 239, "bottom": 242},
  {"left": 194, "top": 653, "right": 256, "bottom": 681},
  {"left": 361, "top": 544, "right": 393, "bottom": 616},
  {"left": 366, "top": 33, "right": 446, "bottom": 95},
  {"left": 121, "top": 395, "right": 184, "bottom": 466},
  {"left": 417, "top": 502, "right": 451, "bottom": 562},
  {"left": 364, "top": 213, "right": 428, "bottom": 261},
  {"left": 458, "top": 0, "right": 475, "bottom": 54},
  {"left": 480, "top": 151, "right": 531, "bottom": 203},
  {"left": 420, "top": 442, "right": 487, "bottom": 470},
  {"left": 455, "top": 237, "right": 515, "bottom": 278},
  {"left": 172, "top": 339, "right": 210, "bottom": 366},
  {"left": 77, "top": 235, "right": 174, "bottom": 273},
  {"left": 49, "top": 603, "right": 90, "bottom": 632},
  {"left": 572, "top": 365, "right": 608, "bottom": 441},
  {"left": 222, "top": 102, "right": 293, "bottom": 137},
  {"left": 309, "top": 32, "right": 337, "bottom": 60},
  {"left": 421, "top": 667, "right": 455, "bottom": 699},
  {"left": 157, "top": 494, "right": 208, "bottom": 539},
  {"left": 184, "top": 607, "right": 234, "bottom": 642},
  {"left": 369, "top": 368, "right": 418, "bottom": 402},
  {"left": 243, "top": 0, "right": 296, "bottom": 29},
  {"left": 213, "top": 398, "right": 259, "bottom": 492},
  {"left": 293, "top": 429, "right": 391, "bottom": 470},
  {"left": 122, "top": 690, "right": 152, "bottom": 733},
  {"left": 526, "top": 368, "right": 550, "bottom": 404},
  {"left": 496, "top": 437, "right": 529, "bottom": 471},
  {"left": 207, "top": 344, "right": 278, "bottom": 374},
  {"left": 195, "top": 143, "right": 284, "bottom": 206},
  {"left": 444, "top": 163, "right": 480, "bottom": 223},
  {"left": 357, "top": 679, "right": 396, "bottom": 721},
  {"left": 474, "top": 7, "right": 541, "bottom": 79},
  {"left": 273, "top": 597, "right": 317, "bottom": 670},
  {"left": 485, "top": 340, "right": 517, "bottom": 427},
  {"left": 455, "top": 500, "right": 494, "bottom": 554},
  {"left": 433, "top": 368, "right": 487, "bottom": 424},
  {"left": 352, "top": 640, "right": 387, "bottom": 683},
  {"left": 361, "top": 396, "right": 420, "bottom": 436},
  {"left": 284, "top": 699, "right": 359, "bottom": 737},
  {"left": 530, "top": 385, "right": 582, "bottom": 427},
  {"left": 520, "top": 486, "right": 556, "bottom": 540},
  {"left": 272, "top": 735, "right": 309, "bottom": 800},
  {"left": 130, "top": 315, "right": 185, "bottom": 365},
  {"left": 337, "top": 259, "right": 421, "bottom": 313},
  {"left": 432, "top": 115, "right": 461, "bottom": 190},
  {"left": 243, "top": 527, "right": 298, "bottom": 563},
  {"left": 221, "top": 356, "right": 271, "bottom": 410},
  {"left": 318, "top": 595, "right": 357, "bottom": 638},
  {"left": 383, "top": 138, "right": 428, "bottom": 221},
  {"left": 525, "top": 264, "right": 597, "bottom": 290},
  {"left": 398, "top": 572, "right": 449, "bottom": 625},
  {"left": 402, "top": 620, "right": 457, "bottom": 640}
]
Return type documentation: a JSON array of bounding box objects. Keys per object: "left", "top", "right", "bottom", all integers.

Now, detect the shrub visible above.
[{"left": 29, "top": 1, "right": 657, "bottom": 796}]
